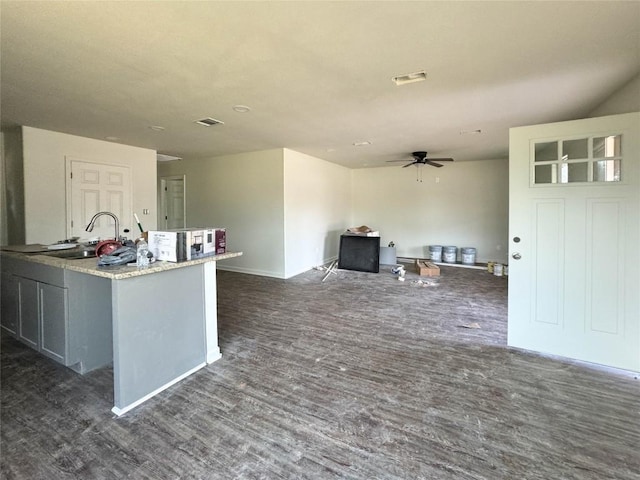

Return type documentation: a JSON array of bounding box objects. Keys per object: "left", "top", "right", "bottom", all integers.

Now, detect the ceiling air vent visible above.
[
  {"left": 392, "top": 70, "right": 427, "bottom": 86},
  {"left": 157, "top": 154, "right": 182, "bottom": 162},
  {"left": 195, "top": 117, "right": 225, "bottom": 127}
]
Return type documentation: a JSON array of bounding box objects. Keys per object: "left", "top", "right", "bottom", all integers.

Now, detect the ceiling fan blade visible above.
[
  {"left": 402, "top": 161, "right": 417, "bottom": 168},
  {"left": 426, "top": 161, "right": 444, "bottom": 168},
  {"left": 427, "top": 158, "right": 454, "bottom": 162},
  {"left": 387, "top": 159, "right": 413, "bottom": 163}
]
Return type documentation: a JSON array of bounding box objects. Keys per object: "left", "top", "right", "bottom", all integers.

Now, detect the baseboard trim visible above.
[
  {"left": 111, "top": 361, "right": 206, "bottom": 417},
  {"left": 397, "top": 256, "right": 490, "bottom": 270}
]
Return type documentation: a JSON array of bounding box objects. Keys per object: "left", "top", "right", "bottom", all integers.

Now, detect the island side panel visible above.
[
  {"left": 204, "top": 261, "right": 221, "bottom": 364},
  {"left": 111, "top": 265, "right": 207, "bottom": 414},
  {"left": 65, "top": 271, "right": 113, "bottom": 374}
]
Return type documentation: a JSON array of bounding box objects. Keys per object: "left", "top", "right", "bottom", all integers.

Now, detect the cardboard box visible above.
[
  {"left": 415, "top": 259, "right": 440, "bottom": 276},
  {"left": 200, "top": 228, "right": 226, "bottom": 255},
  {"left": 148, "top": 228, "right": 226, "bottom": 262},
  {"left": 147, "top": 230, "right": 188, "bottom": 262},
  {"left": 186, "top": 228, "right": 225, "bottom": 256},
  {"left": 185, "top": 228, "right": 227, "bottom": 258}
]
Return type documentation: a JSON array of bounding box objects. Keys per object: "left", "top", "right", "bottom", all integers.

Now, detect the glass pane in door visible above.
[
  {"left": 535, "top": 164, "right": 556, "bottom": 184},
  {"left": 563, "top": 162, "right": 588, "bottom": 183},
  {"left": 593, "top": 135, "right": 621, "bottom": 158},
  {"left": 535, "top": 141, "right": 558, "bottom": 162},
  {"left": 594, "top": 159, "right": 621, "bottom": 182},
  {"left": 562, "top": 138, "right": 588, "bottom": 160}
]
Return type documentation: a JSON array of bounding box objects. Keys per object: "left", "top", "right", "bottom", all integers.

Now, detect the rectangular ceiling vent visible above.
[
  {"left": 157, "top": 153, "right": 182, "bottom": 162},
  {"left": 195, "top": 117, "right": 225, "bottom": 127},
  {"left": 392, "top": 70, "right": 427, "bottom": 86}
]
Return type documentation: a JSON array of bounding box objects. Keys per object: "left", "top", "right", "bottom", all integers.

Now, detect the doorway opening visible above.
[{"left": 159, "top": 175, "right": 186, "bottom": 230}]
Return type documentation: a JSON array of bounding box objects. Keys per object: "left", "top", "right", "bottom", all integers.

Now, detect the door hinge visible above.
[
  {"left": 70, "top": 172, "right": 73, "bottom": 179},
  {"left": 71, "top": 220, "right": 74, "bottom": 227}
]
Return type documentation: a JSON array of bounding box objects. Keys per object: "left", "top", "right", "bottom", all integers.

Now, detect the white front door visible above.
[
  {"left": 67, "top": 158, "right": 132, "bottom": 240},
  {"left": 160, "top": 175, "right": 186, "bottom": 230},
  {"left": 508, "top": 112, "right": 639, "bottom": 371}
]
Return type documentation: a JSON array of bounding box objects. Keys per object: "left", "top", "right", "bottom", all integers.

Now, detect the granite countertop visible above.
[{"left": 0, "top": 249, "right": 242, "bottom": 280}]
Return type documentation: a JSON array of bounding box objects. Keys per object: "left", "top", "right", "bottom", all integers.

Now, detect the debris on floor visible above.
[
  {"left": 458, "top": 322, "right": 482, "bottom": 329},
  {"left": 391, "top": 265, "right": 406, "bottom": 281},
  {"left": 314, "top": 261, "right": 338, "bottom": 282},
  {"left": 322, "top": 260, "right": 338, "bottom": 281},
  {"left": 412, "top": 278, "right": 438, "bottom": 287}
]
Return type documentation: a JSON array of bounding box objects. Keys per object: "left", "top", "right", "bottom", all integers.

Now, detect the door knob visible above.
[{"left": 512, "top": 252, "right": 522, "bottom": 260}]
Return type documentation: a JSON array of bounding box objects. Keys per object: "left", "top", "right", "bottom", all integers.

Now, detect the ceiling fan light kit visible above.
[
  {"left": 388, "top": 151, "right": 454, "bottom": 168},
  {"left": 387, "top": 151, "right": 454, "bottom": 182}
]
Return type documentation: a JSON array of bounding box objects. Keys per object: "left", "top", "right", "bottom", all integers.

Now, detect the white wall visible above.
[
  {"left": 1, "top": 128, "right": 25, "bottom": 245},
  {"left": 158, "top": 148, "right": 353, "bottom": 279},
  {"left": 21, "top": 127, "right": 157, "bottom": 244},
  {"left": 158, "top": 149, "right": 286, "bottom": 277},
  {"left": 589, "top": 74, "right": 640, "bottom": 118},
  {"left": 283, "top": 149, "right": 351, "bottom": 278},
  {"left": 351, "top": 159, "right": 509, "bottom": 264},
  {"left": 0, "top": 132, "right": 6, "bottom": 245},
  {"left": 159, "top": 150, "right": 508, "bottom": 277}
]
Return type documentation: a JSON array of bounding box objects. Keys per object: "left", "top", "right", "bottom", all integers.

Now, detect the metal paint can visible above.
[
  {"left": 487, "top": 261, "right": 495, "bottom": 274},
  {"left": 429, "top": 245, "right": 443, "bottom": 262},
  {"left": 493, "top": 263, "right": 503, "bottom": 276},
  {"left": 461, "top": 247, "right": 476, "bottom": 265},
  {"left": 442, "top": 246, "right": 457, "bottom": 263}
]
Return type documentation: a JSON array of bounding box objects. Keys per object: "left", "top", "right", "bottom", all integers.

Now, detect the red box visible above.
[{"left": 208, "top": 228, "right": 226, "bottom": 255}]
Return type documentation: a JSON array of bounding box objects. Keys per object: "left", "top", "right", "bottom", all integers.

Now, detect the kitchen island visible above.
[{"left": 0, "top": 248, "right": 242, "bottom": 415}]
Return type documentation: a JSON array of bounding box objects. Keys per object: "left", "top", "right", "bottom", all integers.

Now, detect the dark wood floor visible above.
[{"left": 2, "top": 265, "right": 639, "bottom": 479}]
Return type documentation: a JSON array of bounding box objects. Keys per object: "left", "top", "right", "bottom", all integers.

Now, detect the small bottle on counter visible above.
[{"left": 136, "top": 237, "right": 150, "bottom": 268}]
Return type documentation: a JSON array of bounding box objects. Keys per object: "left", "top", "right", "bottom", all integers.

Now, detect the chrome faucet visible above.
[{"left": 85, "top": 211, "right": 120, "bottom": 241}]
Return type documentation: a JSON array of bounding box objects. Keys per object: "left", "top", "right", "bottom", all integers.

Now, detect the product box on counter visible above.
[
  {"left": 147, "top": 228, "right": 226, "bottom": 262},
  {"left": 187, "top": 227, "right": 226, "bottom": 257}
]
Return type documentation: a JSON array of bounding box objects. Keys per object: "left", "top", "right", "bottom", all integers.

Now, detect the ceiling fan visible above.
[{"left": 388, "top": 151, "right": 454, "bottom": 168}]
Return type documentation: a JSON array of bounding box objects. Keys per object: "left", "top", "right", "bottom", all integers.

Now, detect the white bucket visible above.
[
  {"left": 443, "top": 246, "right": 457, "bottom": 263},
  {"left": 494, "top": 263, "right": 503, "bottom": 276},
  {"left": 429, "top": 245, "right": 443, "bottom": 262},
  {"left": 460, "top": 247, "right": 476, "bottom": 265}
]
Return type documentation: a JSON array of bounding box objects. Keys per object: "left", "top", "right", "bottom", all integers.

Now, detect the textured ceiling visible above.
[{"left": 1, "top": 1, "right": 639, "bottom": 168}]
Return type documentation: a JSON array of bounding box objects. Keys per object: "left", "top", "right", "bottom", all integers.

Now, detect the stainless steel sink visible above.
[{"left": 41, "top": 249, "right": 96, "bottom": 260}]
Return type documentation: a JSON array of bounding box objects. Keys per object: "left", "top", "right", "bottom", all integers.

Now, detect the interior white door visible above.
[
  {"left": 160, "top": 176, "right": 185, "bottom": 230},
  {"left": 508, "top": 112, "right": 639, "bottom": 371},
  {"left": 67, "top": 159, "right": 132, "bottom": 240}
]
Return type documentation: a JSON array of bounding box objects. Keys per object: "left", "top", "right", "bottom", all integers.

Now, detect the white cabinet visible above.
[
  {"left": 1, "top": 266, "right": 69, "bottom": 366},
  {"left": 2, "top": 256, "right": 110, "bottom": 373},
  {"left": 0, "top": 272, "right": 18, "bottom": 335},
  {"left": 17, "top": 277, "right": 39, "bottom": 349},
  {"left": 38, "top": 282, "right": 68, "bottom": 363}
]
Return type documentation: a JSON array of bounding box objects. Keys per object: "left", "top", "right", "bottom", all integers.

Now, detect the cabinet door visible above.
[
  {"left": 17, "top": 277, "right": 39, "bottom": 349},
  {"left": 39, "top": 283, "right": 68, "bottom": 363},
  {"left": 0, "top": 272, "right": 19, "bottom": 336}
]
